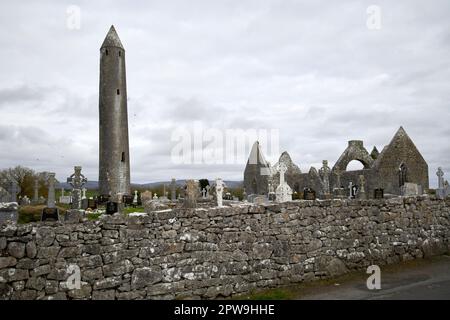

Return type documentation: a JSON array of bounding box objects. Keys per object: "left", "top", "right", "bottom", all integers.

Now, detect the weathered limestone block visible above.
[{"left": 131, "top": 266, "right": 163, "bottom": 289}]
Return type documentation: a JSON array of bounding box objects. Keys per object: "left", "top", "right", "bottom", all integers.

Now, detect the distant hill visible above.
[{"left": 58, "top": 180, "right": 243, "bottom": 190}]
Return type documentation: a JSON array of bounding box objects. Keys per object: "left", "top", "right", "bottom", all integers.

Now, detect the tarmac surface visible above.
[{"left": 297, "top": 255, "right": 450, "bottom": 300}]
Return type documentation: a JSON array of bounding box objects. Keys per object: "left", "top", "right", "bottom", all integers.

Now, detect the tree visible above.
[{"left": 0, "top": 166, "right": 59, "bottom": 199}]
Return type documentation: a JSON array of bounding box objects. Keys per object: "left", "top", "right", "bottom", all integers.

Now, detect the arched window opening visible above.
[
  {"left": 105, "top": 49, "right": 109, "bottom": 56},
  {"left": 116, "top": 89, "right": 120, "bottom": 95},
  {"left": 346, "top": 160, "right": 365, "bottom": 171},
  {"left": 121, "top": 152, "right": 125, "bottom": 162}
]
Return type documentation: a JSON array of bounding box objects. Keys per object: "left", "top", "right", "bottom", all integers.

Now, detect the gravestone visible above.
[
  {"left": 400, "top": 182, "right": 422, "bottom": 196},
  {"left": 436, "top": 167, "right": 450, "bottom": 199},
  {"left": 88, "top": 198, "right": 98, "bottom": 210},
  {"left": 202, "top": 188, "right": 207, "bottom": 199},
  {"left": 0, "top": 202, "right": 18, "bottom": 224},
  {"left": 122, "top": 195, "right": 134, "bottom": 206},
  {"left": 20, "top": 196, "right": 30, "bottom": 206},
  {"left": 268, "top": 183, "right": 276, "bottom": 201},
  {"left": 41, "top": 173, "right": 59, "bottom": 222},
  {"left": 33, "top": 178, "right": 39, "bottom": 204},
  {"left": 184, "top": 180, "right": 198, "bottom": 208},
  {"left": 205, "top": 185, "right": 211, "bottom": 200},
  {"left": 358, "top": 175, "right": 367, "bottom": 199},
  {"left": 215, "top": 178, "right": 226, "bottom": 207},
  {"left": 374, "top": 188, "right": 384, "bottom": 199},
  {"left": 303, "top": 188, "right": 316, "bottom": 200},
  {"left": 242, "top": 188, "right": 248, "bottom": 202},
  {"left": 81, "top": 188, "right": 88, "bottom": 209},
  {"left": 67, "top": 166, "right": 88, "bottom": 210},
  {"left": 133, "top": 190, "right": 139, "bottom": 207},
  {"left": 319, "top": 160, "right": 331, "bottom": 197},
  {"left": 140, "top": 191, "right": 152, "bottom": 204},
  {"left": 9, "top": 181, "right": 20, "bottom": 203},
  {"left": 170, "top": 178, "right": 176, "bottom": 201},
  {"left": 97, "top": 194, "right": 110, "bottom": 205},
  {"left": 275, "top": 163, "right": 292, "bottom": 203},
  {"left": 0, "top": 186, "right": 10, "bottom": 203},
  {"left": 106, "top": 201, "right": 118, "bottom": 214},
  {"left": 348, "top": 182, "right": 358, "bottom": 199}
]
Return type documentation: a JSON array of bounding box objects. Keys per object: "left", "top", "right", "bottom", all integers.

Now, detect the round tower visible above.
[{"left": 98, "top": 25, "right": 131, "bottom": 197}]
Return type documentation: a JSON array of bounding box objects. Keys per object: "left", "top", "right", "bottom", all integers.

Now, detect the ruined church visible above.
[{"left": 244, "top": 127, "right": 429, "bottom": 199}]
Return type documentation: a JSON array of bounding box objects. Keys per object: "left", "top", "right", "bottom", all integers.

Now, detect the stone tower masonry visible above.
[{"left": 98, "top": 25, "right": 131, "bottom": 197}]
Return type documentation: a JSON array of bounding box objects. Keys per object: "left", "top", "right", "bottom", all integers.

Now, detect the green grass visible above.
[{"left": 123, "top": 206, "right": 145, "bottom": 214}]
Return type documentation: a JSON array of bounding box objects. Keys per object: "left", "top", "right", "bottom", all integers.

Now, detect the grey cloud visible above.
[{"left": 0, "top": 0, "right": 449, "bottom": 186}]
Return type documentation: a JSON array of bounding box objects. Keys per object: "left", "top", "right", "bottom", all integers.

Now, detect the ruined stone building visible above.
[
  {"left": 244, "top": 127, "right": 429, "bottom": 198},
  {"left": 98, "top": 26, "right": 131, "bottom": 197}
]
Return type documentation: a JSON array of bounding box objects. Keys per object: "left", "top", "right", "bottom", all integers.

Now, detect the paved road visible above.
[{"left": 298, "top": 255, "right": 450, "bottom": 300}]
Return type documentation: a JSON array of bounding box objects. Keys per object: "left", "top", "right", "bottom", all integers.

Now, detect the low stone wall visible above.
[
  {"left": 0, "top": 202, "right": 18, "bottom": 225},
  {"left": 1, "top": 196, "right": 449, "bottom": 300}
]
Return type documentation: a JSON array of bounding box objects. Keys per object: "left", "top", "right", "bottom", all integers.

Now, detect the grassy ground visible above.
[
  {"left": 17, "top": 204, "right": 146, "bottom": 223},
  {"left": 234, "top": 256, "right": 447, "bottom": 300},
  {"left": 18, "top": 205, "right": 68, "bottom": 224}
]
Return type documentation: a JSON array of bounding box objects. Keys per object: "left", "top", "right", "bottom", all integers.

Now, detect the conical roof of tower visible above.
[
  {"left": 246, "top": 141, "right": 269, "bottom": 166},
  {"left": 101, "top": 25, "right": 124, "bottom": 49}
]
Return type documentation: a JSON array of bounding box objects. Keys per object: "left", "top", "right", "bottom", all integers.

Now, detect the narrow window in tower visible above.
[
  {"left": 105, "top": 49, "right": 109, "bottom": 56},
  {"left": 121, "top": 152, "right": 125, "bottom": 162},
  {"left": 118, "top": 51, "right": 121, "bottom": 57},
  {"left": 117, "top": 89, "right": 120, "bottom": 95}
]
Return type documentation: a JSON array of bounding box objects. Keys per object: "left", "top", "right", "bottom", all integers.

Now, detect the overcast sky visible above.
[{"left": 0, "top": 0, "right": 449, "bottom": 186}]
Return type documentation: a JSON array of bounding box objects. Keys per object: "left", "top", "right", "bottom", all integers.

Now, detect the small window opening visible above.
[
  {"left": 119, "top": 51, "right": 121, "bottom": 57},
  {"left": 121, "top": 152, "right": 125, "bottom": 162},
  {"left": 105, "top": 49, "right": 109, "bottom": 56},
  {"left": 117, "top": 89, "right": 120, "bottom": 95}
]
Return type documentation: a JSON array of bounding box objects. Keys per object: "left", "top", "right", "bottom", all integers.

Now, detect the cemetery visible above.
[{"left": 0, "top": 25, "right": 449, "bottom": 300}]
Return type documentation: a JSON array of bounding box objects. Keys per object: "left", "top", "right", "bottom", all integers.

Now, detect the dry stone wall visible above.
[{"left": 1, "top": 196, "right": 449, "bottom": 300}]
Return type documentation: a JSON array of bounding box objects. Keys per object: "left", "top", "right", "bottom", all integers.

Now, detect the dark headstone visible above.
[
  {"left": 41, "top": 207, "right": 59, "bottom": 222},
  {"left": 88, "top": 199, "right": 98, "bottom": 210},
  {"left": 303, "top": 188, "right": 316, "bottom": 200},
  {"left": 97, "top": 195, "right": 110, "bottom": 205},
  {"left": 122, "top": 195, "right": 133, "bottom": 206},
  {"left": 106, "top": 202, "right": 118, "bottom": 215},
  {"left": 374, "top": 188, "right": 384, "bottom": 199}
]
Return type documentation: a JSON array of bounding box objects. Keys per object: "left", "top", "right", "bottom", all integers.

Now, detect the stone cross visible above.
[
  {"left": 437, "top": 167, "right": 444, "bottom": 189},
  {"left": 67, "top": 166, "right": 88, "bottom": 210},
  {"left": 348, "top": 182, "right": 353, "bottom": 199},
  {"left": 205, "top": 185, "right": 211, "bottom": 198},
  {"left": 9, "top": 180, "right": 20, "bottom": 203},
  {"left": 153, "top": 193, "right": 158, "bottom": 200},
  {"left": 202, "top": 188, "right": 207, "bottom": 199},
  {"left": 47, "top": 173, "right": 56, "bottom": 208},
  {"left": 275, "top": 163, "right": 292, "bottom": 202},
  {"left": 319, "top": 160, "right": 331, "bottom": 195},
  {"left": 215, "top": 178, "right": 225, "bottom": 207},
  {"left": 170, "top": 178, "right": 176, "bottom": 201},
  {"left": 81, "top": 188, "right": 87, "bottom": 200},
  {"left": 184, "top": 180, "right": 198, "bottom": 208},
  {"left": 358, "top": 175, "right": 366, "bottom": 199},
  {"left": 33, "top": 178, "right": 39, "bottom": 203},
  {"left": 133, "top": 190, "right": 138, "bottom": 205}
]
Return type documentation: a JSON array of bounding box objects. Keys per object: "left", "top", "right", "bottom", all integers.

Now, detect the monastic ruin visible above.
[{"left": 244, "top": 126, "right": 429, "bottom": 199}]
